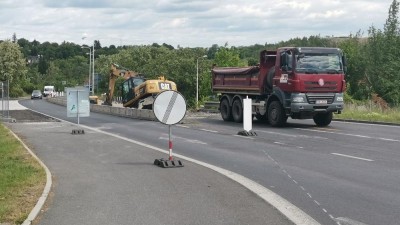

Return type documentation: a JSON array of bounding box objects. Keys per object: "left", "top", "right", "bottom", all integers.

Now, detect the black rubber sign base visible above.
[
  {"left": 71, "top": 129, "right": 85, "bottom": 135},
  {"left": 154, "top": 158, "right": 184, "bottom": 168},
  {"left": 237, "top": 130, "right": 257, "bottom": 136}
]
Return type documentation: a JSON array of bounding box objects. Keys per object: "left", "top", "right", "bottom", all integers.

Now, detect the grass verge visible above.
[
  {"left": 0, "top": 123, "right": 46, "bottom": 224},
  {"left": 334, "top": 103, "right": 400, "bottom": 124}
]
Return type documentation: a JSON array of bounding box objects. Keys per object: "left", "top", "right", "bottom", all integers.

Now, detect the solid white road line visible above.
[
  {"left": 331, "top": 153, "right": 374, "bottom": 162},
  {"left": 335, "top": 217, "right": 369, "bottom": 225}
]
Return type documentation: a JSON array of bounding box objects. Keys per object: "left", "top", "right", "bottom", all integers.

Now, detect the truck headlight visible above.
[
  {"left": 336, "top": 96, "right": 344, "bottom": 102},
  {"left": 292, "top": 96, "right": 305, "bottom": 103}
]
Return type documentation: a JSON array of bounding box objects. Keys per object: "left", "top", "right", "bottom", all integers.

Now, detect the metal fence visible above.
[{"left": 0, "top": 80, "right": 10, "bottom": 120}]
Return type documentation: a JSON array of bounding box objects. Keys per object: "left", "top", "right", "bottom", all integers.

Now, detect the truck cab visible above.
[{"left": 272, "top": 47, "right": 346, "bottom": 124}]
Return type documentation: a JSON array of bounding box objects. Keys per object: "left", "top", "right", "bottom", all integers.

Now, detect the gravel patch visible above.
[{"left": 3, "top": 110, "right": 59, "bottom": 123}]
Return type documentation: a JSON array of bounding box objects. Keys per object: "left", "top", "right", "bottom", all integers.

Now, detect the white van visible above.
[{"left": 43, "top": 86, "right": 55, "bottom": 97}]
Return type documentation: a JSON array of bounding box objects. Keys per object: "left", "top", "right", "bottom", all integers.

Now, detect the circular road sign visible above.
[{"left": 153, "top": 90, "right": 186, "bottom": 125}]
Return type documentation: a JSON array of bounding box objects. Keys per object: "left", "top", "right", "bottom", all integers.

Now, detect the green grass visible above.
[
  {"left": 0, "top": 124, "right": 45, "bottom": 224},
  {"left": 334, "top": 103, "right": 400, "bottom": 124}
]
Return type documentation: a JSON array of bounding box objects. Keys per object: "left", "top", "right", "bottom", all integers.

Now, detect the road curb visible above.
[
  {"left": 6, "top": 128, "right": 52, "bottom": 225},
  {"left": 333, "top": 118, "right": 400, "bottom": 126}
]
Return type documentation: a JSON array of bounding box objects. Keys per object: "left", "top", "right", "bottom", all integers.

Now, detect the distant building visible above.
[{"left": 27, "top": 55, "right": 41, "bottom": 64}]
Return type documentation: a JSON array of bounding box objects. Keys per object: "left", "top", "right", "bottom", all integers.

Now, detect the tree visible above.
[
  {"left": 12, "top": 33, "right": 17, "bottom": 43},
  {"left": 94, "top": 40, "right": 102, "bottom": 49},
  {"left": 0, "top": 41, "right": 28, "bottom": 97},
  {"left": 38, "top": 56, "right": 49, "bottom": 75},
  {"left": 338, "top": 31, "right": 370, "bottom": 100},
  {"left": 213, "top": 47, "right": 243, "bottom": 67},
  {"left": 365, "top": 0, "right": 400, "bottom": 104},
  {"left": 162, "top": 43, "right": 174, "bottom": 50},
  {"left": 207, "top": 44, "right": 219, "bottom": 59}
]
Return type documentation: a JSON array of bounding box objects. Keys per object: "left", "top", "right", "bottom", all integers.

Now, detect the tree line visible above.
[{"left": 1, "top": 0, "right": 399, "bottom": 107}]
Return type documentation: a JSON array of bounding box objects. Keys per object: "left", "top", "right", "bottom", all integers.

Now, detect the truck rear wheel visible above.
[
  {"left": 268, "top": 101, "right": 287, "bottom": 127},
  {"left": 220, "top": 98, "right": 233, "bottom": 121},
  {"left": 232, "top": 99, "right": 243, "bottom": 123},
  {"left": 313, "top": 112, "right": 333, "bottom": 127},
  {"left": 266, "top": 67, "right": 275, "bottom": 91}
]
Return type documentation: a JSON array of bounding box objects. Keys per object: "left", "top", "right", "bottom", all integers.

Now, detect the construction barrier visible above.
[
  {"left": 0, "top": 80, "right": 11, "bottom": 121},
  {"left": 47, "top": 96, "right": 156, "bottom": 121}
]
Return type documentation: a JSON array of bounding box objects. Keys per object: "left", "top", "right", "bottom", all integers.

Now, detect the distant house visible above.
[{"left": 27, "top": 55, "right": 41, "bottom": 64}]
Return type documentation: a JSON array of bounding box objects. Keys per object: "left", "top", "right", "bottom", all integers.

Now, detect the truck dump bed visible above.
[
  {"left": 211, "top": 66, "right": 261, "bottom": 94},
  {"left": 211, "top": 50, "right": 277, "bottom": 95}
]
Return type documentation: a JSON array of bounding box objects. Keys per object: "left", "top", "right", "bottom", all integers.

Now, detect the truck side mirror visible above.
[
  {"left": 281, "top": 53, "right": 289, "bottom": 71},
  {"left": 281, "top": 53, "right": 287, "bottom": 65},
  {"left": 342, "top": 56, "right": 347, "bottom": 73}
]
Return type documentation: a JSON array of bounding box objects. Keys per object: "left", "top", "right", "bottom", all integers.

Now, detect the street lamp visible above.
[
  {"left": 196, "top": 55, "right": 207, "bottom": 110},
  {"left": 81, "top": 46, "right": 92, "bottom": 91},
  {"left": 92, "top": 45, "right": 95, "bottom": 95}
]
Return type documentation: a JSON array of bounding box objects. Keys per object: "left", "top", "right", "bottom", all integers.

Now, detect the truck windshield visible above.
[{"left": 295, "top": 53, "right": 342, "bottom": 74}]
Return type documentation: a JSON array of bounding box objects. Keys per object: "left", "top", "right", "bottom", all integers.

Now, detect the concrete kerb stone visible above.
[
  {"left": 131, "top": 109, "right": 138, "bottom": 118},
  {"left": 138, "top": 109, "right": 146, "bottom": 119},
  {"left": 126, "top": 108, "right": 133, "bottom": 117},
  {"left": 110, "top": 107, "right": 118, "bottom": 115},
  {"left": 118, "top": 107, "right": 126, "bottom": 116}
]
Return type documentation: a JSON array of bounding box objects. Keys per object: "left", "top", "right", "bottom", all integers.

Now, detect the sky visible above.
[{"left": 0, "top": 0, "right": 395, "bottom": 48}]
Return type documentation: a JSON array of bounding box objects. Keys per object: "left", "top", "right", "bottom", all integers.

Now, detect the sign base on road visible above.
[
  {"left": 71, "top": 129, "right": 85, "bottom": 135},
  {"left": 237, "top": 130, "right": 257, "bottom": 136},
  {"left": 154, "top": 158, "right": 184, "bottom": 168}
]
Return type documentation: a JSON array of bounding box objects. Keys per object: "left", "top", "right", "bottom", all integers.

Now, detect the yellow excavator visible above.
[{"left": 102, "top": 63, "right": 177, "bottom": 109}]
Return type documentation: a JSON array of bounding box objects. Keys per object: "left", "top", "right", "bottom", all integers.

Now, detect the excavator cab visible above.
[{"left": 121, "top": 76, "right": 146, "bottom": 107}]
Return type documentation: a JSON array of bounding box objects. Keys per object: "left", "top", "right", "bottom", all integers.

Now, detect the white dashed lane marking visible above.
[
  {"left": 331, "top": 153, "right": 374, "bottom": 162},
  {"left": 200, "top": 128, "right": 219, "bottom": 133},
  {"left": 261, "top": 149, "right": 337, "bottom": 224}
]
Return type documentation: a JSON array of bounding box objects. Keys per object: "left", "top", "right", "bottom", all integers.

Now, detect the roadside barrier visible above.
[
  {"left": 47, "top": 96, "right": 156, "bottom": 121},
  {"left": 202, "top": 101, "right": 219, "bottom": 113}
]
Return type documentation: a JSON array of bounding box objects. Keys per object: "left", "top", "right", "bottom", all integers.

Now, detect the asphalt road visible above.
[{"left": 19, "top": 99, "right": 400, "bottom": 225}]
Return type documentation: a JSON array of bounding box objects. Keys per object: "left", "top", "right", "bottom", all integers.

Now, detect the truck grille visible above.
[
  {"left": 304, "top": 81, "right": 337, "bottom": 91},
  {"left": 306, "top": 94, "right": 335, "bottom": 104}
]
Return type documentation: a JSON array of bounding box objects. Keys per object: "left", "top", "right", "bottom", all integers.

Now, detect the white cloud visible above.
[
  {"left": 0, "top": 0, "right": 395, "bottom": 47},
  {"left": 307, "top": 9, "right": 346, "bottom": 19},
  {"left": 282, "top": 1, "right": 311, "bottom": 10}
]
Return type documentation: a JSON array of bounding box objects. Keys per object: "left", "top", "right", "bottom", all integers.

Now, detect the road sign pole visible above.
[
  {"left": 153, "top": 90, "right": 186, "bottom": 168},
  {"left": 168, "top": 125, "right": 173, "bottom": 160},
  {"left": 77, "top": 90, "right": 80, "bottom": 125}
]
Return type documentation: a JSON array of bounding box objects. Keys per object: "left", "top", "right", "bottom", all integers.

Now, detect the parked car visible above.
[{"left": 31, "top": 90, "right": 43, "bottom": 99}]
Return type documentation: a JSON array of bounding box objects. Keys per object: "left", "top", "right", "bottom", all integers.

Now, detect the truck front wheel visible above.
[
  {"left": 232, "top": 99, "right": 243, "bottom": 123},
  {"left": 313, "top": 112, "right": 333, "bottom": 127},
  {"left": 268, "top": 101, "right": 287, "bottom": 127},
  {"left": 220, "top": 98, "right": 233, "bottom": 121}
]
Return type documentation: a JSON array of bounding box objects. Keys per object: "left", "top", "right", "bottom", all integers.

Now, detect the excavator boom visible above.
[{"left": 103, "top": 63, "right": 138, "bottom": 106}]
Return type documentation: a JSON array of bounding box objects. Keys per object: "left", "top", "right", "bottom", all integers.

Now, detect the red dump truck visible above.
[{"left": 211, "top": 47, "right": 346, "bottom": 127}]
